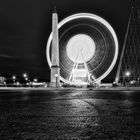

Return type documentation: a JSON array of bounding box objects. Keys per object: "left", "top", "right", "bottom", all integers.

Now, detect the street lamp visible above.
[
  {"left": 12, "top": 76, "right": 16, "bottom": 86},
  {"left": 16, "top": 82, "right": 20, "bottom": 86},
  {"left": 22, "top": 73, "right": 28, "bottom": 86},
  {"left": 125, "top": 71, "right": 131, "bottom": 77},
  {"left": 125, "top": 71, "right": 131, "bottom": 86},
  {"left": 33, "top": 78, "right": 38, "bottom": 82},
  {"left": 25, "top": 77, "right": 28, "bottom": 81},
  {"left": 12, "top": 76, "right": 16, "bottom": 80},
  {"left": 23, "top": 73, "right": 27, "bottom": 78},
  {"left": 55, "top": 74, "right": 58, "bottom": 87}
]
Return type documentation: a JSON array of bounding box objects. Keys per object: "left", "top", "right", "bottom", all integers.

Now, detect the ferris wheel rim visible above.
[{"left": 46, "top": 13, "right": 118, "bottom": 83}]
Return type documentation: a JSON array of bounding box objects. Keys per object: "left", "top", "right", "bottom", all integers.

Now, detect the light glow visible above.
[
  {"left": 23, "top": 73, "right": 27, "bottom": 78},
  {"left": 46, "top": 13, "right": 118, "bottom": 83},
  {"left": 55, "top": 74, "right": 58, "bottom": 77},
  {"left": 66, "top": 34, "right": 95, "bottom": 63},
  {"left": 33, "top": 78, "right": 38, "bottom": 82},
  {"left": 73, "top": 69, "right": 87, "bottom": 77},
  {"left": 125, "top": 71, "right": 131, "bottom": 77},
  {"left": 12, "top": 76, "right": 16, "bottom": 80}
]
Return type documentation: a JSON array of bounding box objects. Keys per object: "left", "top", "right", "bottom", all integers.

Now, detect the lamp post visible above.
[
  {"left": 23, "top": 73, "right": 28, "bottom": 86},
  {"left": 12, "top": 76, "right": 16, "bottom": 86},
  {"left": 23, "top": 73, "right": 27, "bottom": 78},
  {"left": 125, "top": 71, "right": 131, "bottom": 86},
  {"left": 125, "top": 71, "right": 130, "bottom": 77},
  {"left": 25, "top": 77, "right": 28, "bottom": 81},
  {"left": 12, "top": 76, "right": 16, "bottom": 80},
  {"left": 55, "top": 74, "right": 58, "bottom": 87},
  {"left": 33, "top": 78, "right": 38, "bottom": 82},
  {"left": 16, "top": 82, "right": 20, "bottom": 87}
]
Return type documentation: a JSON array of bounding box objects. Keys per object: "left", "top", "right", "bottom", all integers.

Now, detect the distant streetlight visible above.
[
  {"left": 33, "top": 78, "right": 38, "bottom": 82},
  {"left": 25, "top": 77, "right": 28, "bottom": 81},
  {"left": 16, "top": 82, "right": 20, "bottom": 86},
  {"left": 55, "top": 74, "right": 58, "bottom": 87},
  {"left": 12, "top": 76, "right": 16, "bottom": 80},
  {"left": 23, "top": 73, "right": 27, "bottom": 78},
  {"left": 12, "top": 76, "right": 16, "bottom": 85},
  {"left": 125, "top": 71, "right": 131, "bottom": 77},
  {"left": 124, "top": 71, "right": 131, "bottom": 86}
]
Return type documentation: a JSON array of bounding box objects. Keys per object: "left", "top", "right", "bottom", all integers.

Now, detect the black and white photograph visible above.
[{"left": 0, "top": 0, "right": 140, "bottom": 139}]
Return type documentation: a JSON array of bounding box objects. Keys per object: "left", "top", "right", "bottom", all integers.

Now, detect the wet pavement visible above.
[{"left": 0, "top": 89, "right": 140, "bottom": 139}]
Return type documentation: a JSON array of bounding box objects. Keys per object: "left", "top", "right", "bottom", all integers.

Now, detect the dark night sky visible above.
[{"left": 0, "top": 0, "right": 139, "bottom": 81}]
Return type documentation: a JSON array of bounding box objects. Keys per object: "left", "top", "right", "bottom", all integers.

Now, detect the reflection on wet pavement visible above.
[{"left": 0, "top": 90, "right": 140, "bottom": 139}]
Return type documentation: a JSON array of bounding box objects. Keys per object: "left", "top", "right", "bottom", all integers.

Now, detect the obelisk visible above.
[{"left": 50, "top": 7, "right": 60, "bottom": 87}]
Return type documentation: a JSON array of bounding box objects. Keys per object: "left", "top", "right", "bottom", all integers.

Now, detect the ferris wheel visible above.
[{"left": 47, "top": 13, "right": 118, "bottom": 84}]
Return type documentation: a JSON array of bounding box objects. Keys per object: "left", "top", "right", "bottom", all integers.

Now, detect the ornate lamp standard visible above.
[
  {"left": 125, "top": 71, "right": 131, "bottom": 86},
  {"left": 55, "top": 74, "right": 58, "bottom": 87}
]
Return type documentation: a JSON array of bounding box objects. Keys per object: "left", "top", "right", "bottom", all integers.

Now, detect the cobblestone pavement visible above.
[{"left": 0, "top": 89, "right": 140, "bottom": 139}]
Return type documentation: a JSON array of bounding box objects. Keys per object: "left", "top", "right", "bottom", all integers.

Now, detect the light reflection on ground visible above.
[{"left": 0, "top": 90, "right": 140, "bottom": 139}]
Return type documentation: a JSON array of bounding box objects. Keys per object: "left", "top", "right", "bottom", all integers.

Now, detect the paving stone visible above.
[{"left": 0, "top": 90, "right": 139, "bottom": 139}]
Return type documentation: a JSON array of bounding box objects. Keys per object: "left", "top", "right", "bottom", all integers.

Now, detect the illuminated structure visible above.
[
  {"left": 68, "top": 37, "right": 92, "bottom": 84},
  {"left": 47, "top": 12, "right": 118, "bottom": 85},
  {"left": 50, "top": 8, "right": 60, "bottom": 87},
  {"left": 115, "top": 6, "right": 140, "bottom": 84}
]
